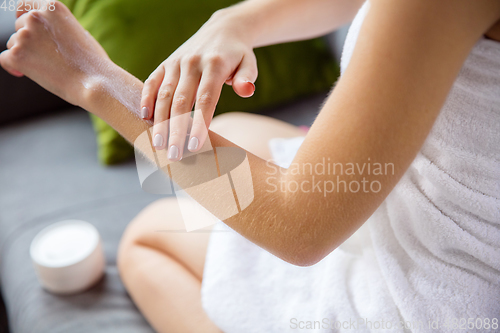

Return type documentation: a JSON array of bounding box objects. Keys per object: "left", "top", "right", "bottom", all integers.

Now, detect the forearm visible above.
[
  {"left": 81, "top": 63, "right": 326, "bottom": 265},
  {"left": 214, "top": 0, "right": 364, "bottom": 48},
  {"left": 82, "top": 65, "right": 152, "bottom": 143}
]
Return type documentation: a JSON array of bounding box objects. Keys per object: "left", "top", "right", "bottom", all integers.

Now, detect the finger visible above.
[
  {"left": 6, "top": 32, "right": 16, "bottom": 49},
  {"left": 188, "top": 69, "right": 226, "bottom": 152},
  {"left": 167, "top": 69, "right": 201, "bottom": 161},
  {"left": 152, "top": 66, "right": 180, "bottom": 150},
  {"left": 16, "top": 4, "right": 29, "bottom": 18},
  {"left": 16, "top": 0, "right": 37, "bottom": 18},
  {"left": 224, "top": 72, "right": 234, "bottom": 86},
  {"left": 141, "top": 65, "right": 165, "bottom": 120},
  {"left": 232, "top": 53, "right": 257, "bottom": 98},
  {"left": 15, "top": 12, "right": 28, "bottom": 31},
  {"left": 0, "top": 49, "right": 23, "bottom": 77}
]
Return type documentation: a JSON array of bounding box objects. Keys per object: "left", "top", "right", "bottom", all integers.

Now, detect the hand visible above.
[
  {"left": 142, "top": 10, "right": 258, "bottom": 161},
  {"left": 0, "top": 1, "right": 110, "bottom": 108}
]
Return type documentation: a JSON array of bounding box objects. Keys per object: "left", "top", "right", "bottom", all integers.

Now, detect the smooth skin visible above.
[{"left": 2, "top": 1, "right": 500, "bottom": 332}]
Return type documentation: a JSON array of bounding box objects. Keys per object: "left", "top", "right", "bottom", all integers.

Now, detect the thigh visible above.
[
  {"left": 120, "top": 196, "right": 214, "bottom": 280},
  {"left": 210, "top": 112, "right": 305, "bottom": 161}
]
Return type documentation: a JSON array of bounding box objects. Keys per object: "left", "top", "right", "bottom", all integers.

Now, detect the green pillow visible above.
[{"left": 61, "top": 0, "right": 339, "bottom": 165}]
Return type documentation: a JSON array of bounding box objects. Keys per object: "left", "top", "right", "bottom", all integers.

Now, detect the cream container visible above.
[{"left": 30, "top": 220, "right": 105, "bottom": 295}]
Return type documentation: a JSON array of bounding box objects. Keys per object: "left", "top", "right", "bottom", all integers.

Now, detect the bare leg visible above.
[
  {"left": 209, "top": 112, "right": 306, "bottom": 161},
  {"left": 117, "top": 112, "right": 305, "bottom": 333}
]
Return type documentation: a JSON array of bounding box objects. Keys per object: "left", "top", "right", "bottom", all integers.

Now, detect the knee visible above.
[
  {"left": 116, "top": 218, "right": 142, "bottom": 279},
  {"left": 210, "top": 112, "right": 259, "bottom": 135},
  {"left": 210, "top": 111, "right": 271, "bottom": 133},
  {"left": 211, "top": 112, "right": 275, "bottom": 147},
  {"left": 116, "top": 199, "right": 167, "bottom": 278},
  {"left": 212, "top": 111, "right": 249, "bottom": 124}
]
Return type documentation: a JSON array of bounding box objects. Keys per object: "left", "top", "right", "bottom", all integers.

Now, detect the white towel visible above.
[{"left": 201, "top": 1, "right": 500, "bottom": 332}]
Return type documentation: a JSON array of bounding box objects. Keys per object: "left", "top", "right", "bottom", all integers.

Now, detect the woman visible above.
[{"left": 1, "top": 0, "right": 499, "bottom": 332}]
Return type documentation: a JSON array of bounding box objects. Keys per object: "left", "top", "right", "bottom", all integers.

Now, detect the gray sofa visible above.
[{"left": 0, "top": 9, "right": 348, "bottom": 333}]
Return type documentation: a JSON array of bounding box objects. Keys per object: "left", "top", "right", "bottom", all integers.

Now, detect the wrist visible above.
[
  {"left": 209, "top": 5, "right": 264, "bottom": 48},
  {"left": 78, "top": 61, "right": 142, "bottom": 118},
  {"left": 77, "top": 61, "right": 151, "bottom": 144},
  {"left": 74, "top": 58, "right": 114, "bottom": 112},
  {"left": 76, "top": 76, "right": 106, "bottom": 117}
]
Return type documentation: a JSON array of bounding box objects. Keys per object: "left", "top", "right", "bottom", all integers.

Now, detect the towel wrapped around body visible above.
[{"left": 201, "top": 2, "right": 500, "bottom": 332}]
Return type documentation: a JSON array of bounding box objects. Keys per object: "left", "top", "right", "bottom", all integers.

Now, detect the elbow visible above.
[
  {"left": 271, "top": 214, "right": 340, "bottom": 267},
  {"left": 259, "top": 192, "right": 348, "bottom": 267},
  {"left": 281, "top": 249, "right": 327, "bottom": 267},
  {"left": 274, "top": 219, "right": 348, "bottom": 266},
  {"left": 278, "top": 240, "right": 332, "bottom": 267},
  {"left": 286, "top": 255, "right": 325, "bottom": 268}
]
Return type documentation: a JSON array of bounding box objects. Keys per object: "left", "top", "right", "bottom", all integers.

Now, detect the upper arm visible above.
[
  {"left": 134, "top": 0, "right": 500, "bottom": 267},
  {"left": 278, "top": 0, "right": 500, "bottom": 265}
]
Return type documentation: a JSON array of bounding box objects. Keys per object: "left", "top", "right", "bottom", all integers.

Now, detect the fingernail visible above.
[
  {"left": 245, "top": 80, "right": 255, "bottom": 96},
  {"left": 153, "top": 134, "right": 164, "bottom": 147},
  {"left": 188, "top": 137, "right": 199, "bottom": 151},
  {"left": 141, "top": 107, "right": 149, "bottom": 119},
  {"left": 244, "top": 80, "right": 255, "bottom": 89},
  {"left": 168, "top": 145, "right": 179, "bottom": 160}
]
